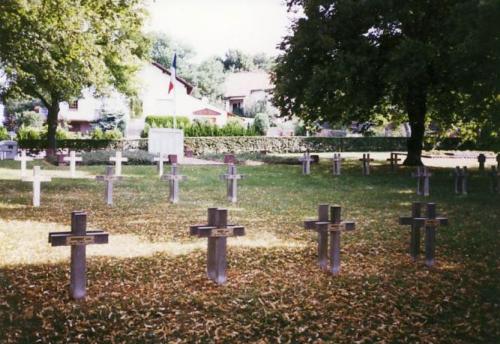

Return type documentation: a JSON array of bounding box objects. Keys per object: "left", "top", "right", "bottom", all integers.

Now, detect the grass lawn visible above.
[{"left": 0, "top": 158, "right": 498, "bottom": 343}]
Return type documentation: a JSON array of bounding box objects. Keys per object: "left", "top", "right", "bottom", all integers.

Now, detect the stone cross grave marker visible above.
[
  {"left": 109, "top": 151, "right": 128, "bottom": 176},
  {"left": 477, "top": 154, "right": 486, "bottom": 171},
  {"left": 154, "top": 152, "right": 166, "bottom": 177},
  {"left": 412, "top": 166, "right": 432, "bottom": 196},
  {"left": 386, "top": 152, "right": 402, "bottom": 172},
  {"left": 412, "top": 203, "right": 448, "bottom": 267},
  {"left": 359, "top": 153, "right": 374, "bottom": 176},
  {"left": 490, "top": 166, "right": 500, "bottom": 193},
  {"left": 453, "top": 166, "right": 468, "bottom": 195},
  {"left": 220, "top": 164, "right": 244, "bottom": 203},
  {"left": 95, "top": 166, "right": 122, "bottom": 206},
  {"left": 22, "top": 166, "right": 51, "bottom": 207},
  {"left": 190, "top": 208, "right": 245, "bottom": 284},
  {"left": 224, "top": 154, "right": 235, "bottom": 164},
  {"left": 168, "top": 154, "right": 178, "bottom": 164},
  {"left": 304, "top": 204, "right": 356, "bottom": 275},
  {"left": 63, "top": 151, "right": 82, "bottom": 178},
  {"left": 399, "top": 202, "right": 425, "bottom": 261},
  {"left": 331, "top": 153, "right": 343, "bottom": 176},
  {"left": 14, "top": 149, "right": 33, "bottom": 178},
  {"left": 161, "top": 164, "right": 187, "bottom": 203},
  {"left": 299, "top": 151, "right": 313, "bottom": 175},
  {"left": 48, "top": 211, "right": 108, "bottom": 300}
]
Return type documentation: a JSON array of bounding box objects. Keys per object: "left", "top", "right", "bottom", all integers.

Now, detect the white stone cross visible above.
[
  {"left": 22, "top": 166, "right": 52, "bottom": 207},
  {"left": 63, "top": 151, "right": 82, "bottom": 178},
  {"left": 161, "top": 164, "right": 187, "bottom": 203},
  {"left": 299, "top": 151, "right": 313, "bottom": 175},
  {"left": 154, "top": 153, "right": 166, "bottom": 177},
  {"left": 14, "top": 150, "right": 33, "bottom": 178},
  {"left": 109, "top": 151, "right": 128, "bottom": 176},
  {"left": 95, "top": 166, "right": 122, "bottom": 205},
  {"left": 220, "top": 164, "right": 244, "bottom": 203}
]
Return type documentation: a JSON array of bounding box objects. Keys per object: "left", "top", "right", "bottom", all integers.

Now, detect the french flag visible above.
[{"left": 168, "top": 53, "right": 177, "bottom": 94}]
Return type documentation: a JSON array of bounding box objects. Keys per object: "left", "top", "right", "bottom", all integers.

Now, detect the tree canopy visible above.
[
  {"left": 0, "top": 0, "right": 149, "bottom": 153},
  {"left": 273, "top": 0, "right": 500, "bottom": 164}
]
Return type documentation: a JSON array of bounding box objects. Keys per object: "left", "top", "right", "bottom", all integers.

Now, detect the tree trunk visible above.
[
  {"left": 46, "top": 102, "right": 60, "bottom": 157},
  {"left": 403, "top": 85, "right": 427, "bottom": 166}
]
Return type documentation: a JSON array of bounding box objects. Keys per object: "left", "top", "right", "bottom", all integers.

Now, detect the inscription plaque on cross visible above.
[
  {"left": 453, "top": 166, "right": 468, "bottom": 195},
  {"left": 22, "top": 166, "right": 52, "bottom": 207},
  {"left": 161, "top": 164, "right": 187, "bottom": 203},
  {"left": 168, "top": 154, "right": 178, "bottom": 164},
  {"left": 359, "top": 153, "right": 374, "bottom": 176},
  {"left": 224, "top": 154, "right": 235, "bottom": 164},
  {"left": 386, "top": 153, "right": 401, "bottom": 172},
  {"left": 331, "top": 153, "right": 343, "bottom": 176},
  {"left": 399, "top": 202, "right": 425, "bottom": 261},
  {"left": 220, "top": 164, "right": 244, "bottom": 203},
  {"left": 412, "top": 166, "right": 432, "bottom": 196},
  {"left": 304, "top": 204, "right": 355, "bottom": 275},
  {"left": 190, "top": 208, "right": 245, "bottom": 284},
  {"left": 477, "top": 154, "right": 486, "bottom": 171},
  {"left": 490, "top": 166, "right": 500, "bottom": 193},
  {"left": 48, "top": 211, "right": 109, "bottom": 299},
  {"left": 95, "top": 166, "right": 122, "bottom": 205},
  {"left": 109, "top": 151, "right": 128, "bottom": 176},
  {"left": 299, "top": 151, "right": 313, "bottom": 175},
  {"left": 63, "top": 151, "right": 82, "bottom": 178},
  {"left": 14, "top": 149, "right": 33, "bottom": 178},
  {"left": 412, "top": 203, "right": 448, "bottom": 267},
  {"left": 154, "top": 152, "right": 167, "bottom": 177}
]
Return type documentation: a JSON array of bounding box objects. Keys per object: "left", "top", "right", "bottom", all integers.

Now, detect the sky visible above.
[{"left": 145, "top": 0, "right": 293, "bottom": 62}]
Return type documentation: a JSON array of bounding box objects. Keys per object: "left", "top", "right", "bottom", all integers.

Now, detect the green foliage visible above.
[
  {"left": 145, "top": 115, "right": 191, "bottom": 129},
  {"left": 14, "top": 111, "right": 44, "bottom": 128},
  {"left": 16, "top": 126, "right": 42, "bottom": 140},
  {"left": 220, "top": 49, "right": 255, "bottom": 72},
  {"left": 193, "top": 57, "right": 225, "bottom": 101},
  {"left": 0, "top": 127, "right": 10, "bottom": 140},
  {"left": 80, "top": 150, "right": 154, "bottom": 165},
  {"left": 93, "top": 112, "right": 126, "bottom": 134},
  {"left": 253, "top": 113, "right": 270, "bottom": 135},
  {"left": 18, "top": 139, "right": 117, "bottom": 151}
]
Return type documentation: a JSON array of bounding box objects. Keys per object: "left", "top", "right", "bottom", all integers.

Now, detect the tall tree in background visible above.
[
  {"left": 273, "top": 0, "right": 499, "bottom": 164},
  {"left": 0, "top": 0, "right": 149, "bottom": 155},
  {"left": 220, "top": 49, "right": 255, "bottom": 72}
]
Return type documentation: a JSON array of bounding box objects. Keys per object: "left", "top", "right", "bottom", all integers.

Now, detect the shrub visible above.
[
  {"left": 17, "top": 126, "right": 42, "bottom": 140},
  {"left": 15, "top": 111, "right": 44, "bottom": 128},
  {"left": 91, "top": 128, "right": 105, "bottom": 140},
  {"left": 145, "top": 115, "right": 190, "bottom": 129},
  {"left": 102, "top": 129, "right": 123, "bottom": 140},
  {"left": 0, "top": 127, "right": 9, "bottom": 140},
  {"left": 253, "top": 113, "right": 270, "bottom": 135},
  {"left": 93, "top": 112, "right": 126, "bottom": 134}
]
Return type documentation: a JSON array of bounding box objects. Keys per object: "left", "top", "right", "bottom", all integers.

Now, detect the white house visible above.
[{"left": 59, "top": 62, "right": 229, "bottom": 137}]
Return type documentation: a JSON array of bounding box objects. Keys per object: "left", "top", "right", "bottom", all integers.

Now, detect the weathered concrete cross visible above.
[
  {"left": 22, "top": 166, "right": 51, "bottom": 207},
  {"left": 304, "top": 204, "right": 356, "bottom": 275},
  {"left": 490, "top": 166, "right": 500, "bottom": 193},
  {"left": 153, "top": 152, "right": 166, "bottom": 177},
  {"left": 477, "top": 154, "right": 486, "bottom": 171},
  {"left": 48, "top": 211, "right": 109, "bottom": 299},
  {"left": 399, "top": 202, "right": 425, "bottom": 261},
  {"left": 386, "top": 152, "right": 402, "bottom": 172},
  {"left": 14, "top": 149, "right": 33, "bottom": 178},
  {"left": 190, "top": 208, "right": 245, "bottom": 284},
  {"left": 359, "top": 153, "right": 374, "bottom": 176},
  {"left": 63, "top": 151, "right": 82, "bottom": 178},
  {"left": 331, "top": 153, "right": 343, "bottom": 176},
  {"left": 95, "top": 166, "right": 122, "bottom": 206},
  {"left": 220, "top": 164, "right": 244, "bottom": 203},
  {"left": 161, "top": 164, "right": 187, "bottom": 203},
  {"left": 299, "top": 151, "right": 313, "bottom": 175},
  {"left": 453, "top": 166, "right": 468, "bottom": 195},
  {"left": 412, "top": 203, "right": 448, "bottom": 267},
  {"left": 109, "top": 151, "right": 128, "bottom": 176},
  {"left": 412, "top": 166, "right": 432, "bottom": 196}
]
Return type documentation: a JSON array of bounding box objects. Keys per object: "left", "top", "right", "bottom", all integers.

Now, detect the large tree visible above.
[
  {"left": 0, "top": 0, "right": 149, "bottom": 154},
  {"left": 273, "top": 0, "right": 499, "bottom": 164}
]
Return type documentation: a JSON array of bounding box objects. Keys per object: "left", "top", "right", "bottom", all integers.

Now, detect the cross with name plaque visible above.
[
  {"left": 63, "top": 151, "right": 82, "bottom": 178},
  {"left": 48, "top": 211, "right": 109, "bottom": 299},
  {"left": 477, "top": 154, "right": 486, "bottom": 171},
  {"left": 399, "top": 202, "right": 425, "bottom": 261},
  {"left": 220, "top": 164, "right": 244, "bottom": 203},
  {"left": 386, "top": 153, "right": 401, "bottom": 172},
  {"left": 412, "top": 166, "right": 432, "bottom": 196},
  {"left": 161, "top": 164, "right": 187, "bottom": 203},
  {"left": 22, "top": 166, "right": 52, "bottom": 207},
  {"left": 154, "top": 153, "right": 166, "bottom": 177},
  {"left": 109, "top": 151, "right": 128, "bottom": 176},
  {"left": 490, "top": 166, "right": 500, "bottom": 193},
  {"left": 190, "top": 208, "right": 245, "bottom": 284},
  {"left": 331, "top": 153, "right": 343, "bottom": 176},
  {"left": 453, "top": 166, "right": 468, "bottom": 195},
  {"left": 412, "top": 203, "right": 448, "bottom": 267},
  {"left": 304, "top": 204, "right": 356, "bottom": 275},
  {"left": 95, "top": 166, "right": 122, "bottom": 205},
  {"left": 359, "top": 153, "right": 374, "bottom": 176},
  {"left": 14, "top": 149, "right": 33, "bottom": 178},
  {"left": 299, "top": 151, "right": 313, "bottom": 175}
]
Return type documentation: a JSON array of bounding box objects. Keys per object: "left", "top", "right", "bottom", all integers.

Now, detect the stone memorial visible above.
[
  {"left": 63, "top": 151, "right": 82, "bottom": 178},
  {"left": 453, "top": 166, "right": 468, "bottom": 195},
  {"left": 48, "top": 211, "right": 109, "bottom": 299},
  {"left": 331, "top": 153, "right": 343, "bottom": 176},
  {"left": 190, "top": 208, "right": 245, "bottom": 284},
  {"left": 359, "top": 153, "right": 374, "bottom": 176},
  {"left": 161, "top": 164, "right": 187, "bottom": 203},
  {"left": 412, "top": 166, "right": 432, "bottom": 196},
  {"left": 14, "top": 149, "right": 33, "bottom": 178},
  {"left": 299, "top": 151, "right": 313, "bottom": 175},
  {"left": 386, "top": 153, "right": 401, "bottom": 172},
  {"left": 95, "top": 166, "right": 122, "bottom": 206},
  {"left": 220, "top": 163, "right": 244, "bottom": 203},
  {"left": 154, "top": 153, "right": 166, "bottom": 177},
  {"left": 22, "top": 166, "right": 51, "bottom": 207},
  {"left": 399, "top": 202, "right": 424, "bottom": 261},
  {"left": 304, "top": 204, "right": 356, "bottom": 274},
  {"left": 490, "top": 166, "right": 499, "bottom": 193},
  {"left": 148, "top": 128, "right": 184, "bottom": 160},
  {"left": 109, "top": 151, "right": 128, "bottom": 177},
  {"left": 477, "top": 154, "right": 486, "bottom": 171},
  {"left": 0, "top": 140, "right": 18, "bottom": 160}
]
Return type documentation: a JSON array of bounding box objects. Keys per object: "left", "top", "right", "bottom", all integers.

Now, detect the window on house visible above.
[
  {"left": 231, "top": 100, "right": 243, "bottom": 115},
  {"left": 68, "top": 100, "right": 78, "bottom": 110}
]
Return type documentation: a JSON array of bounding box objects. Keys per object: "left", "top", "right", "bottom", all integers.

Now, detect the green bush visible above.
[
  {"left": 80, "top": 150, "right": 154, "bottom": 165},
  {"left": 145, "top": 115, "right": 190, "bottom": 129},
  {"left": 253, "top": 113, "right": 270, "bottom": 135},
  {"left": 17, "top": 126, "right": 42, "bottom": 140},
  {"left": 15, "top": 111, "right": 44, "bottom": 128},
  {"left": 0, "top": 127, "right": 10, "bottom": 140},
  {"left": 18, "top": 139, "right": 118, "bottom": 151},
  {"left": 102, "top": 129, "right": 123, "bottom": 140}
]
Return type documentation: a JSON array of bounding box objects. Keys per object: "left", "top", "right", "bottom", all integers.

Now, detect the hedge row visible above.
[{"left": 18, "top": 139, "right": 121, "bottom": 151}]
